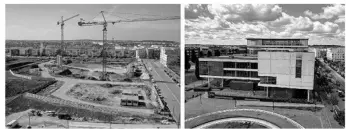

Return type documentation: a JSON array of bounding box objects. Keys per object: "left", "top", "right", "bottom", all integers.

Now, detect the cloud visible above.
[
  {"left": 185, "top": 4, "right": 214, "bottom": 19},
  {"left": 185, "top": 4, "right": 345, "bottom": 45},
  {"left": 304, "top": 4, "right": 345, "bottom": 19},
  {"left": 312, "top": 21, "right": 339, "bottom": 33},
  {"left": 284, "top": 16, "right": 314, "bottom": 32},
  {"left": 335, "top": 16, "right": 345, "bottom": 23},
  {"left": 208, "top": 4, "right": 283, "bottom": 23}
]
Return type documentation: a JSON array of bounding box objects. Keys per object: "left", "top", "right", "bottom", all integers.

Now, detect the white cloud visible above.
[
  {"left": 270, "top": 12, "right": 294, "bottom": 27},
  {"left": 304, "top": 4, "right": 345, "bottom": 19},
  {"left": 208, "top": 4, "right": 283, "bottom": 23},
  {"left": 312, "top": 21, "right": 339, "bottom": 33},
  {"left": 284, "top": 16, "right": 314, "bottom": 32},
  {"left": 335, "top": 16, "right": 345, "bottom": 23}
]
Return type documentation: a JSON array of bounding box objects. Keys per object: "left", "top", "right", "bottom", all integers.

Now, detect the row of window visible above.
[
  {"left": 224, "top": 71, "right": 258, "bottom": 78},
  {"left": 223, "top": 62, "right": 258, "bottom": 69}
]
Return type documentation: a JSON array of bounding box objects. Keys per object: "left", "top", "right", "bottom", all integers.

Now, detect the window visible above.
[
  {"left": 296, "top": 60, "right": 302, "bottom": 78},
  {"left": 260, "top": 76, "right": 276, "bottom": 84}
]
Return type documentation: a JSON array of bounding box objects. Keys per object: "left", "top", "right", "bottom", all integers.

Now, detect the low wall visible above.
[
  {"left": 237, "top": 100, "right": 325, "bottom": 108},
  {"left": 9, "top": 70, "right": 32, "bottom": 80}
]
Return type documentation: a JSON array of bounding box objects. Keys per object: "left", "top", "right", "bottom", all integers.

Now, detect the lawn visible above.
[
  {"left": 5, "top": 71, "right": 56, "bottom": 98},
  {"left": 185, "top": 71, "right": 200, "bottom": 85}
]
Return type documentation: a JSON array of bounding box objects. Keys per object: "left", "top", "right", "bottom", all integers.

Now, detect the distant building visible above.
[
  {"left": 327, "top": 47, "right": 345, "bottom": 62},
  {"left": 160, "top": 47, "right": 179, "bottom": 67},
  {"left": 311, "top": 48, "right": 327, "bottom": 59},
  {"left": 199, "top": 38, "right": 314, "bottom": 101}
]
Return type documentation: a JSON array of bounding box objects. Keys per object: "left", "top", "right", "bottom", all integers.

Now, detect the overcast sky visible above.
[
  {"left": 185, "top": 4, "right": 345, "bottom": 45},
  {"left": 6, "top": 4, "right": 180, "bottom": 41}
]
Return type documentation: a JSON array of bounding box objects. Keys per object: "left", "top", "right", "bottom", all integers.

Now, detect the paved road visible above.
[
  {"left": 186, "top": 109, "right": 304, "bottom": 129},
  {"left": 143, "top": 59, "right": 181, "bottom": 123},
  {"left": 38, "top": 61, "right": 154, "bottom": 115}
]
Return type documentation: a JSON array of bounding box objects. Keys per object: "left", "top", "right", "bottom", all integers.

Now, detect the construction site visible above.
[{"left": 6, "top": 5, "right": 180, "bottom": 128}]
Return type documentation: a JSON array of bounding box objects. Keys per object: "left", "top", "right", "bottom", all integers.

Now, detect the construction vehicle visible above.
[{"left": 78, "top": 11, "right": 179, "bottom": 80}]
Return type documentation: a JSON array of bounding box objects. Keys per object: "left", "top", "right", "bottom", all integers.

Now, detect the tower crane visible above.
[
  {"left": 78, "top": 11, "right": 179, "bottom": 80},
  {"left": 57, "top": 14, "right": 79, "bottom": 65}
]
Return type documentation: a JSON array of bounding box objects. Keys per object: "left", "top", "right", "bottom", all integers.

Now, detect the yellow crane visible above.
[
  {"left": 78, "top": 11, "right": 179, "bottom": 80},
  {"left": 57, "top": 14, "right": 79, "bottom": 65}
]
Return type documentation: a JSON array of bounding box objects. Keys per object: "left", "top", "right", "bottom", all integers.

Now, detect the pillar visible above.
[
  {"left": 208, "top": 77, "right": 210, "bottom": 88},
  {"left": 266, "top": 87, "right": 269, "bottom": 98},
  {"left": 307, "top": 90, "right": 310, "bottom": 101},
  {"left": 221, "top": 78, "right": 224, "bottom": 88}
]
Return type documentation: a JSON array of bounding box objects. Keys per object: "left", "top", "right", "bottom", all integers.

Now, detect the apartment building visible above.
[
  {"left": 311, "top": 48, "right": 327, "bottom": 58},
  {"left": 327, "top": 47, "right": 345, "bottom": 62},
  {"left": 160, "top": 47, "right": 179, "bottom": 67},
  {"left": 199, "top": 38, "right": 315, "bottom": 101}
]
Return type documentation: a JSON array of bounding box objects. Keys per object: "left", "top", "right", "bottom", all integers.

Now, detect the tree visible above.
[
  {"left": 195, "top": 57, "right": 201, "bottom": 79},
  {"left": 55, "top": 49, "right": 67, "bottom": 56},
  {"left": 185, "top": 50, "right": 191, "bottom": 71},
  {"left": 199, "top": 51, "right": 204, "bottom": 58},
  {"left": 65, "top": 59, "right": 72, "bottom": 65},
  {"left": 330, "top": 94, "right": 339, "bottom": 105},
  {"left": 191, "top": 50, "right": 197, "bottom": 63},
  {"left": 214, "top": 50, "right": 221, "bottom": 56},
  {"left": 207, "top": 51, "right": 212, "bottom": 57}
]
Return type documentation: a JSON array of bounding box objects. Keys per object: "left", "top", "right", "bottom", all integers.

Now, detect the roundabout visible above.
[
  {"left": 194, "top": 117, "right": 280, "bottom": 129},
  {"left": 185, "top": 109, "right": 304, "bottom": 129}
]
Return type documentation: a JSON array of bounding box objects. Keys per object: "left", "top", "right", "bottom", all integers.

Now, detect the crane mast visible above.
[
  {"left": 57, "top": 14, "right": 79, "bottom": 66},
  {"left": 101, "top": 11, "right": 107, "bottom": 80},
  {"left": 78, "top": 11, "right": 180, "bottom": 81}
]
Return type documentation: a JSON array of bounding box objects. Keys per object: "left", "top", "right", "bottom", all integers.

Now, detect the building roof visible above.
[
  {"left": 122, "top": 95, "right": 139, "bottom": 100},
  {"left": 203, "top": 54, "right": 258, "bottom": 60},
  {"left": 246, "top": 38, "right": 309, "bottom": 40}
]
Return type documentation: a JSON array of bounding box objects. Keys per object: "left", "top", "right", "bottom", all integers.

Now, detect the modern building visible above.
[
  {"left": 199, "top": 38, "right": 315, "bottom": 101},
  {"left": 327, "top": 47, "right": 345, "bottom": 62}
]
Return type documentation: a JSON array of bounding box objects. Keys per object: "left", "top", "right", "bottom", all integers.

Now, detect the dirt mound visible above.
[{"left": 58, "top": 69, "right": 72, "bottom": 75}]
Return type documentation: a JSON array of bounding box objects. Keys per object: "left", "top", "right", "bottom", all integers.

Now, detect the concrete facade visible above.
[{"left": 257, "top": 52, "right": 314, "bottom": 90}]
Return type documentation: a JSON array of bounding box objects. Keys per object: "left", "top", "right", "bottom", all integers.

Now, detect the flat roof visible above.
[
  {"left": 122, "top": 95, "right": 139, "bottom": 100},
  {"left": 246, "top": 38, "right": 309, "bottom": 40},
  {"left": 202, "top": 54, "right": 258, "bottom": 60}
]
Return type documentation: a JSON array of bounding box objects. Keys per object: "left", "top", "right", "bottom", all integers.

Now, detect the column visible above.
[
  {"left": 307, "top": 89, "right": 310, "bottom": 101},
  {"left": 208, "top": 77, "right": 210, "bottom": 88},
  {"left": 266, "top": 87, "right": 269, "bottom": 98}
]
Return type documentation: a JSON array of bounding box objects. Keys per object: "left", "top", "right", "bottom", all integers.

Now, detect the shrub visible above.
[
  {"left": 100, "top": 83, "right": 113, "bottom": 88},
  {"left": 110, "top": 90, "right": 122, "bottom": 95}
]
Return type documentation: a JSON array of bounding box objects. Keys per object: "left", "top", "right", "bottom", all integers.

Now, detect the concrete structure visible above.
[
  {"left": 160, "top": 47, "right": 178, "bottom": 67},
  {"left": 199, "top": 38, "right": 314, "bottom": 101},
  {"left": 327, "top": 47, "right": 345, "bottom": 62}
]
